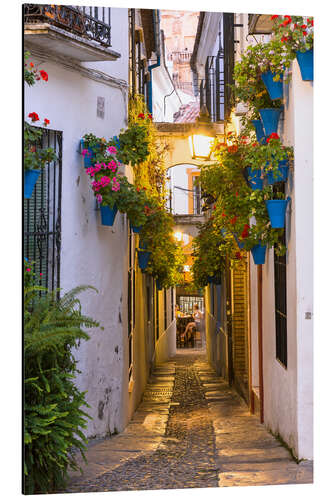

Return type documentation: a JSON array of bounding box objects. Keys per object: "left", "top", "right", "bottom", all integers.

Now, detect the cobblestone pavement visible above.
[{"left": 66, "top": 349, "right": 313, "bottom": 493}]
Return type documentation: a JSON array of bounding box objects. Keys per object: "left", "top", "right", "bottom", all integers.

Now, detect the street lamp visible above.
[
  {"left": 174, "top": 231, "right": 183, "bottom": 242},
  {"left": 189, "top": 106, "right": 215, "bottom": 160}
]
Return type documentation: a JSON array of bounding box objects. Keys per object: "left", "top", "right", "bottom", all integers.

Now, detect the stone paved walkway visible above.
[{"left": 66, "top": 349, "right": 313, "bottom": 493}]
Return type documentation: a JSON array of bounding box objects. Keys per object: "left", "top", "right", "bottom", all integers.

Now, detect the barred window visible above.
[{"left": 24, "top": 127, "right": 62, "bottom": 296}]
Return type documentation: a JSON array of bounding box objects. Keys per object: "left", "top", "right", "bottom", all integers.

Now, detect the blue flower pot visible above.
[
  {"left": 296, "top": 49, "right": 313, "bottom": 81},
  {"left": 156, "top": 279, "right": 163, "bottom": 291},
  {"left": 261, "top": 70, "right": 284, "bottom": 100},
  {"left": 232, "top": 232, "right": 245, "bottom": 249},
  {"left": 246, "top": 167, "right": 263, "bottom": 190},
  {"left": 80, "top": 140, "right": 100, "bottom": 168},
  {"left": 266, "top": 160, "right": 289, "bottom": 185},
  {"left": 138, "top": 250, "right": 152, "bottom": 271},
  {"left": 131, "top": 224, "right": 142, "bottom": 234},
  {"left": 259, "top": 108, "right": 282, "bottom": 136},
  {"left": 265, "top": 199, "right": 290, "bottom": 228},
  {"left": 251, "top": 243, "right": 267, "bottom": 265},
  {"left": 139, "top": 239, "right": 148, "bottom": 250},
  {"left": 251, "top": 120, "right": 266, "bottom": 144},
  {"left": 100, "top": 204, "right": 118, "bottom": 226},
  {"left": 24, "top": 169, "right": 41, "bottom": 199}
]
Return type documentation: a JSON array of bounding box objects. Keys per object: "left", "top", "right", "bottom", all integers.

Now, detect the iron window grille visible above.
[
  {"left": 199, "top": 13, "right": 234, "bottom": 123},
  {"left": 274, "top": 235, "right": 287, "bottom": 367},
  {"left": 274, "top": 182, "right": 287, "bottom": 367},
  {"left": 24, "top": 127, "right": 62, "bottom": 296},
  {"left": 178, "top": 296, "right": 204, "bottom": 315},
  {"left": 24, "top": 4, "right": 112, "bottom": 46}
]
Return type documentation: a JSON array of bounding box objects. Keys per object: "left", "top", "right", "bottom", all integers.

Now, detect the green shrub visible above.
[{"left": 24, "top": 264, "right": 101, "bottom": 494}]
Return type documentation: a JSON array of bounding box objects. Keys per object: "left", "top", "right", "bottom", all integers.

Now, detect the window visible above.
[
  {"left": 178, "top": 296, "right": 204, "bottom": 315},
  {"left": 274, "top": 237, "right": 287, "bottom": 367},
  {"left": 24, "top": 127, "right": 62, "bottom": 296}
]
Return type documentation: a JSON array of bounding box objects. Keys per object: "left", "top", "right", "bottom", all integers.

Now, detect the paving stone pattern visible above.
[{"left": 66, "top": 350, "right": 313, "bottom": 493}]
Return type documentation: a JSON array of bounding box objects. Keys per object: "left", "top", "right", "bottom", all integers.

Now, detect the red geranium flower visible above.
[
  {"left": 228, "top": 145, "right": 238, "bottom": 153},
  {"left": 303, "top": 31, "right": 308, "bottom": 36},
  {"left": 235, "top": 192, "right": 239, "bottom": 197},
  {"left": 222, "top": 212, "right": 227, "bottom": 217},
  {"left": 266, "top": 132, "right": 280, "bottom": 143},
  {"left": 307, "top": 19, "right": 314, "bottom": 26},
  {"left": 39, "top": 70, "right": 48, "bottom": 81},
  {"left": 301, "top": 24, "right": 307, "bottom": 29},
  {"left": 28, "top": 112, "right": 39, "bottom": 122},
  {"left": 29, "top": 62, "right": 34, "bottom": 68},
  {"left": 148, "top": 114, "right": 152, "bottom": 120},
  {"left": 271, "top": 15, "right": 279, "bottom": 20},
  {"left": 136, "top": 187, "right": 141, "bottom": 192},
  {"left": 281, "top": 36, "right": 289, "bottom": 43},
  {"left": 138, "top": 113, "right": 145, "bottom": 119},
  {"left": 235, "top": 251, "right": 242, "bottom": 260},
  {"left": 230, "top": 216, "right": 237, "bottom": 225},
  {"left": 43, "top": 118, "right": 50, "bottom": 126},
  {"left": 241, "top": 223, "right": 250, "bottom": 239}
]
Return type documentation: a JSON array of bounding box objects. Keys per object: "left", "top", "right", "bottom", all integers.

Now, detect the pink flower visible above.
[
  {"left": 86, "top": 167, "right": 95, "bottom": 176},
  {"left": 81, "top": 149, "right": 89, "bottom": 157},
  {"left": 96, "top": 194, "right": 103, "bottom": 203},
  {"left": 26, "top": 268, "right": 31, "bottom": 272},
  {"left": 107, "top": 146, "right": 117, "bottom": 154}
]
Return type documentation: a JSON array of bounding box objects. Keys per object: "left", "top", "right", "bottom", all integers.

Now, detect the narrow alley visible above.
[{"left": 66, "top": 349, "right": 313, "bottom": 493}]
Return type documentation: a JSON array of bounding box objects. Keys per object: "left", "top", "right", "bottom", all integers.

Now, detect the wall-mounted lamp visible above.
[{"left": 188, "top": 106, "right": 215, "bottom": 161}]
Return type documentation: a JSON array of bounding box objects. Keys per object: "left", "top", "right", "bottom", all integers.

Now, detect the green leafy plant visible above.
[
  {"left": 24, "top": 122, "right": 57, "bottom": 171},
  {"left": 24, "top": 262, "right": 101, "bottom": 494},
  {"left": 111, "top": 122, "right": 150, "bottom": 166}
]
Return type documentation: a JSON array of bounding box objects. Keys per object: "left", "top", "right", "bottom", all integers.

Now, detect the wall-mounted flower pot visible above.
[
  {"left": 130, "top": 224, "right": 142, "bottom": 234},
  {"left": 24, "top": 169, "right": 41, "bottom": 199},
  {"left": 265, "top": 198, "right": 290, "bottom": 228},
  {"left": 246, "top": 167, "right": 263, "bottom": 190},
  {"left": 100, "top": 204, "right": 118, "bottom": 226},
  {"left": 250, "top": 243, "right": 267, "bottom": 265},
  {"left": 266, "top": 160, "right": 289, "bottom": 185},
  {"left": 207, "top": 274, "right": 221, "bottom": 285},
  {"left": 261, "top": 70, "right": 284, "bottom": 100},
  {"left": 232, "top": 232, "right": 245, "bottom": 249},
  {"left": 137, "top": 250, "right": 152, "bottom": 271},
  {"left": 156, "top": 279, "right": 163, "bottom": 291},
  {"left": 296, "top": 49, "right": 313, "bottom": 81},
  {"left": 251, "top": 120, "right": 266, "bottom": 144},
  {"left": 259, "top": 108, "right": 282, "bottom": 136},
  {"left": 80, "top": 140, "right": 100, "bottom": 168},
  {"left": 139, "top": 239, "right": 148, "bottom": 250}
]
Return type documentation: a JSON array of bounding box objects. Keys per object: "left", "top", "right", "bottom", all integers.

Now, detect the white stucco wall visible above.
[
  {"left": 252, "top": 58, "right": 313, "bottom": 459},
  {"left": 24, "top": 7, "right": 130, "bottom": 438}
]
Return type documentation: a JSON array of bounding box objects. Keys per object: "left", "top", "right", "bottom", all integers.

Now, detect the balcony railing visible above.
[
  {"left": 24, "top": 4, "right": 111, "bottom": 46},
  {"left": 167, "top": 51, "right": 192, "bottom": 63}
]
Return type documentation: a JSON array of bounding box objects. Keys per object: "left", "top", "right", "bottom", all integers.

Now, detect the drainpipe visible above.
[
  {"left": 148, "top": 10, "right": 161, "bottom": 113},
  {"left": 258, "top": 265, "right": 264, "bottom": 423}
]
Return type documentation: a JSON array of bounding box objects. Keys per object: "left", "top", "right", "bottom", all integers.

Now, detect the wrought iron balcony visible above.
[{"left": 24, "top": 4, "right": 111, "bottom": 46}]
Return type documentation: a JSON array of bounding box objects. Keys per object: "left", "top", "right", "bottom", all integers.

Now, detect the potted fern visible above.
[{"left": 24, "top": 261, "right": 100, "bottom": 494}]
